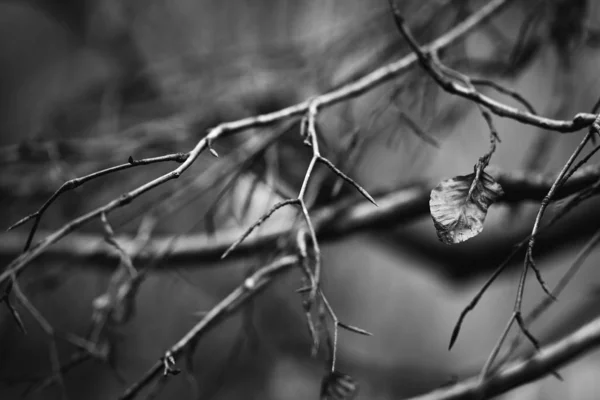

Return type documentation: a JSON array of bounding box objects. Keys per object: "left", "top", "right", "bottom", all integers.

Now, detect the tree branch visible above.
[
  {"left": 404, "top": 314, "right": 600, "bottom": 400},
  {"left": 388, "top": 0, "right": 596, "bottom": 132},
  {"left": 117, "top": 255, "right": 299, "bottom": 400},
  {"left": 1, "top": 166, "right": 598, "bottom": 264}
]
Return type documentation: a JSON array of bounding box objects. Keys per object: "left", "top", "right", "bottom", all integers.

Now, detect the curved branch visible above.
[
  {"left": 118, "top": 255, "right": 299, "bottom": 400},
  {"left": 405, "top": 315, "right": 600, "bottom": 400},
  {"left": 388, "top": 0, "right": 596, "bottom": 132}
]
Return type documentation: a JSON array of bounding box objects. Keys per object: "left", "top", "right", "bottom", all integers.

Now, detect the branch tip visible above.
[
  {"left": 7, "top": 214, "right": 35, "bottom": 231},
  {"left": 337, "top": 321, "right": 373, "bottom": 337}
]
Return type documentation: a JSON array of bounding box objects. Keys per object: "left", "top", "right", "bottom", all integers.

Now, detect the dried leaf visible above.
[
  {"left": 429, "top": 171, "right": 503, "bottom": 244},
  {"left": 321, "top": 371, "right": 358, "bottom": 400}
]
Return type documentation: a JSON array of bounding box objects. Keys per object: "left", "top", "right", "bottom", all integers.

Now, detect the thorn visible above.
[
  {"left": 317, "top": 157, "right": 378, "bottom": 206},
  {"left": 551, "top": 370, "right": 564, "bottom": 381},
  {"left": 360, "top": 188, "right": 378, "bottom": 207},
  {"left": 448, "top": 324, "right": 460, "bottom": 350},
  {"left": 4, "top": 297, "right": 27, "bottom": 334},
  {"left": 128, "top": 155, "right": 134, "bottom": 164},
  {"left": 222, "top": 199, "right": 297, "bottom": 259},
  {"left": 337, "top": 321, "right": 373, "bottom": 336},
  {"left": 220, "top": 248, "right": 232, "bottom": 260},
  {"left": 207, "top": 140, "right": 219, "bottom": 157},
  {"left": 528, "top": 256, "right": 556, "bottom": 301},
  {"left": 191, "top": 311, "right": 208, "bottom": 318},
  {"left": 7, "top": 214, "right": 35, "bottom": 231},
  {"left": 515, "top": 313, "right": 540, "bottom": 350}
]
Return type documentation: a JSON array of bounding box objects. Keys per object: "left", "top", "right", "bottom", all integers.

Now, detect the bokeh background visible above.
[{"left": 2, "top": 0, "right": 600, "bottom": 399}]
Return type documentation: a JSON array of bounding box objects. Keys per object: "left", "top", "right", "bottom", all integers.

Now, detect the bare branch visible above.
[
  {"left": 221, "top": 199, "right": 299, "bottom": 259},
  {"left": 449, "top": 163, "right": 600, "bottom": 350},
  {"left": 388, "top": 0, "right": 595, "bottom": 133},
  {"left": 404, "top": 314, "right": 600, "bottom": 400},
  {"left": 448, "top": 244, "right": 521, "bottom": 350},
  {"left": 7, "top": 153, "right": 188, "bottom": 251},
  {"left": 10, "top": 278, "right": 68, "bottom": 400},
  {"left": 470, "top": 78, "right": 538, "bottom": 115},
  {"left": 118, "top": 255, "right": 299, "bottom": 400},
  {"left": 496, "top": 226, "right": 600, "bottom": 370},
  {"left": 317, "top": 157, "right": 377, "bottom": 206},
  {"left": 2, "top": 166, "right": 598, "bottom": 264},
  {"left": 486, "top": 116, "right": 600, "bottom": 371}
]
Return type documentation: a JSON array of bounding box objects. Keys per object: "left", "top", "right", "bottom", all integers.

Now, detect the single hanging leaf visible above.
[
  {"left": 321, "top": 371, "right": 358, "bottom": 400},
  {"left": 430, "top": 171, "right": 503, "bottom": 244}
]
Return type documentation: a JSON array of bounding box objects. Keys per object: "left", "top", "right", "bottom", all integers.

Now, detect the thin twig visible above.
[
  {"left": 495, "top": 225, "right": 600, "bottom": 371},
  {"left": 470, "top": 78, "right": 538, "bottom": 115},
  {"left": 221, "top": 199, "right": 299, "bottom": 259},
  {"left": 319, "top": 291, "right": 373, "bottom": 372},
  {"left": 478, "top": 117, "right": 600, "bottom": 381},
  {"left": 404, "top": 314, "right": 600, "bottom": 400},
  {"left": 388, "top": 0, "right": 594, "bottom": 133},
  {"left": 118, "top": 255, "right": 299, "bottom": 400},
  {"left": 7, "top": 153, "right": 188, "bottom": 251},
  {"left": 2, "top": 166, "right": 600, "bottom": 263},
  {"left": 448, "top": 244, "right": 522, "bottom": 350},
  {"left": 296, "top": 230, "right": 320, "bottom": 356},
  {"left": 10, "top": 277, "right": 68, "bottom": 400},
  {"left": 449, "top": 165, "right": 600, "bottom": 350}
]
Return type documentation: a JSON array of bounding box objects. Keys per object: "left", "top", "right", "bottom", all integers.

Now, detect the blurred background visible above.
[{"left": 2, "top": 0, "right": 600, "bottom": 399}]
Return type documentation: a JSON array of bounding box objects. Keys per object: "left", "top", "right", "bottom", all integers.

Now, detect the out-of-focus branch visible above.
[
  {"left": 1, "top": 166, "right": 598, "bottom": 264},
  {"left": 117, "top": 255, "right": 299, "bottom": 400},
  {"left": 116, "top": 225, "right": 600, "bottom": 400},
  {"left": 117, "top": 252, "right": 600, "bottom": 400},
  {"left": 404, "top": 314, "right": 600, "bottom": 400},
  {"left": 0, "top": 118, "right": 191, "bottom": 165}
]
